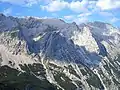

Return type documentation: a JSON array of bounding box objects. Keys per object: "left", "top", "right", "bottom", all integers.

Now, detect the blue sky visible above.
[{"left": 0, "top": 0, "right": 120, "bottom": 27}]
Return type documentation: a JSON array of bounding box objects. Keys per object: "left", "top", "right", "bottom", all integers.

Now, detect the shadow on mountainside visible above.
[{"left": 20, "top": 30, "right": 104, "bottom": 67}]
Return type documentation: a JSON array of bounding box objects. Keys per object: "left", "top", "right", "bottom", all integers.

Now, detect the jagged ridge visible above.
[{"left": 0, "top": 14, "right": 120, "bottom": 90}]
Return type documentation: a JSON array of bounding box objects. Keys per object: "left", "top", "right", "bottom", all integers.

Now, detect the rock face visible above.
[{"left": 0, "top": 14, "right": 120, "bottom": 90}]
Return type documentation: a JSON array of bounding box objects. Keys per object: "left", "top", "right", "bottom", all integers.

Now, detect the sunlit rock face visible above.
[{"left": 0, "top": 14, "right": 120, "bottom": 90}]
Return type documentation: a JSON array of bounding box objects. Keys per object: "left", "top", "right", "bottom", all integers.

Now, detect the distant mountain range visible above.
[{"left": 0, "top": 13, "right": 120, "bottom": 90}]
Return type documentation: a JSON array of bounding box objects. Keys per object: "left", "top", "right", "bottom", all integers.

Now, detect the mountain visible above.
[{"left": 0, "top": 13, "right": 120, "bottom": 90}]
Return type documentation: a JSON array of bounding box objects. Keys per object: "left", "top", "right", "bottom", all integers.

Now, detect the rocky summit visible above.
[{"left": 0, "top": 14, "right": 120, "bottom": 90}]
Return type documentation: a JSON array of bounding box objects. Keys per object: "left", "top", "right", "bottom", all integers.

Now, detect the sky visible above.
[{"left": 0, "top": 0, "right": 120, "bottom": 27}]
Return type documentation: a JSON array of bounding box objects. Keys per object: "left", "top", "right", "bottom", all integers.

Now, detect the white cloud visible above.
[
  {"left": 96, "top": 0, "right": 120, "bottom": 10},
  {"left": 41, "top": 16, "right": 54, "bottom": 19},
  {"left": 99, "top": 11, "right": 119, "bottom": 23},
  {"left": 69, "top": 0, "right": 89, "bottom": 13},
  {"left": 25, "top": 0, "right": 41, "bottom": 6},
  {"left": 88, "top": 1, "right": 97, "bottom": 9},
  {"left": 41, "top": 0, "right": 91, "bottom": 13},
  {"left": 63, "top": 13, "right": 90, "bottom": 24},
  {"left": 3, "top": 8, "right": 12, "bottom": 15},
  {"left": 64, "top": 15, "right": 75, "bottom": 20},
  {"left": 0, "top": 0, "right": 41, "bottom": 6},
  {"left": 74, "top": 17, "right": 88, "bottom": 24},
  {"left": 78, "top": 12, "right": 92, "bottom": 17},
  {"left": 63, "top": 13, "right": 89, "bottom": 24},
  {"left": 74, "top": 12, "right": 91, "bottom": 24},
  {"left": 41, "top": 0, "right": 68, "bottom": 12},
  {"left": 110, "top": 17, "right": 120, "bottom": 23}
]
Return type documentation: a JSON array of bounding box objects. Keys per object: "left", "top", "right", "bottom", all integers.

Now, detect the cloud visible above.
[
  {"left": 63, "top": 12, "right": 91, "bottom": 24},
  {"left": 69, "top": 0, "right": 89, "bottom": 13},
  {"left": 74, "top": 12, "right": 92, "bottom": 24},
  {"left": 41, "top": 0, "right": 93, "bottom": 13},
  {"left": 110, "top": 17, "right": 120, "bottom": 23},
  {"left": 0, "top": 0, "right": 41, "bottom": 6},
  {"left": 2, "top": 8, "right": 12, "bottom": 15},
  {"left": 88, "top": 1, "right": 97, "bottom": 9},
  {"left": 98, "top": 11, "right": 119, "bottom": 23},
  {"left": 78, "top": 12, "right": 92, "bottom": 17},
  {"left": 64, "top": 15, "right": 75, "bottom": 20},
  {"left": 41, "top": 0, "right": 68, "bottom": 12},
  {"left": 74, "top": 17, "right": 88, "bottom": 24},
  {"left": 96, "top": 0, "right": 120, "bottom": 10},
  {"left": 41, "top": 16, "right": 54, "bottom": 19}
]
